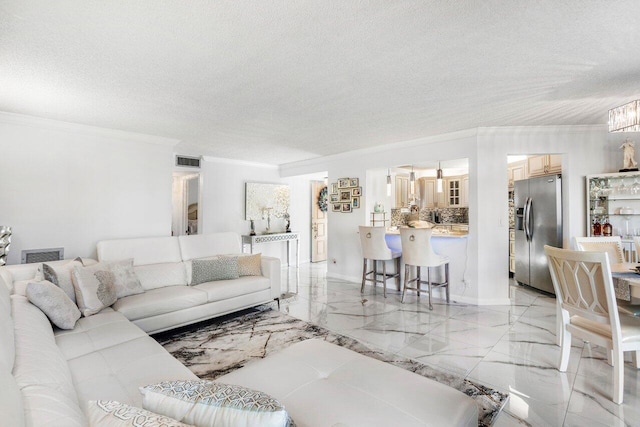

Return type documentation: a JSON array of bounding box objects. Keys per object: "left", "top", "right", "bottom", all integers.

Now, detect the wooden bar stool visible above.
[
  {"left": 399, "top": 227, "right": 449, "bottom": 309},
  {"left": 359, "top": 226, "right": 401, "bottom": 298}
]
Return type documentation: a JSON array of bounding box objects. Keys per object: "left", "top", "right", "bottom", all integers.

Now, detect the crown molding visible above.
[{"left": 0, "top": 111, "right": 180, "bottom": 147}]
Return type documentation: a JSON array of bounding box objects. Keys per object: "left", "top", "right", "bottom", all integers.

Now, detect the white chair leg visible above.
[
  {"left": 401, "top": 264, "right": 410, "bottom": 303},
  {"left": 361, "top": 258, "right": 367, "bottom": 293},
  {"left": 382, "top": 260, "right": 387, "bottom": 298},
  {"left": 427, "top": 267, "right": 433, "bottom": 310},
  {"left": 559, "top": 322, "right": 571, "bottom": 372},
  {"left": 613, "top": 350, "right": 624, "bottom": 404}
]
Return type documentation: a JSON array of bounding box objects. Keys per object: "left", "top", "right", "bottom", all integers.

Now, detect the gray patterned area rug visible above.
[{"left": 154, "top": 307, "right": 507, "bottom": 427}]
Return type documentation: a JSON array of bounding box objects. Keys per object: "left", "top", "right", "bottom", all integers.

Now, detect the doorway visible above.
[
  {"left": 311, "top": 180, "right": 328, "bottom": 262},
  {"left": 172, "top": 172, "right": 201, "bottom": 236}
]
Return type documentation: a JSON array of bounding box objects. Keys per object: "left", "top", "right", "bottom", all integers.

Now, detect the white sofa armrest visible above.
[{"left": 261, "top": 256, "right": 281, "bottom": 299}]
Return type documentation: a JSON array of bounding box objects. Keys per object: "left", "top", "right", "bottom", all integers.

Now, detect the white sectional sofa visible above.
[
  {"left": 96, "top": 232, "right": 281, "bottom": 333},
  {"left": 0, "top": 232, "right": 478, "bottom": 426}
]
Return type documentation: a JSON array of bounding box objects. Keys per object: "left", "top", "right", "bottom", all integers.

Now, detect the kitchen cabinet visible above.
[
  {"left": 508, "top": 160, "right": 526, "bottom": 188},
  {"left": 447, "top": 178, "right": 462, "bottom": 207},
  {"left": 421, "top": 178, "right": 446, "bottom": 208},
  {"left": 528, "top": 155, "right": 561, "bottom": 177},
  {"left": 395, "top": 175, "right": 409, "bottom": 208},
  {"left": 461, "top": 176, "right": 469, "bottom": 207}
]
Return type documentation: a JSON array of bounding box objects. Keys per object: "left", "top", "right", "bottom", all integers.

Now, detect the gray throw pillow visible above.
[
  {"left": 26, "top": 280, "right": 81, "bottom": 329},
  {"left": 191, "top": 258, "right": 239, "bottom": 285}
]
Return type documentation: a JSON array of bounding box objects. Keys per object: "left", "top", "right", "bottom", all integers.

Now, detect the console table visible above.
[{"left": 242, "top": 232, "right": 300, "bottom": 267}]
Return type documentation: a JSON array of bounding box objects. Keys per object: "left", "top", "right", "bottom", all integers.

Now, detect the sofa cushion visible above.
[
  {"left": 88, "top": 400, "right": 194, "bottom": 427},
  {"left": 141, "top": 380, "right": 292, "bottom": 427},
  {"left": 112, "top": 286, "right": 208, "bottom": 321},
  {"left": 11, "top": 295, "right": 87, "bottom": 426},
  {"left": 178, "top": 233, "right": 242, "bottom": 261},
  {"left": 108, "top": 259, "right": 144, "bottom": 299},
  {"left": 134, "top": 262, "right": 187, "bottom": 290},
  {"left": 54, "top": 308, "right": 197, "bottom": 411},
  {"left": 0, "top": 276, "right": 15, "bottom": 372},
  {"left": 191, "top": 258, "right": 239, "bottom": 286},
  {"left": 55, "top": 308, "right": 148, "bottom": 360},
  {"left": 72, "top": 263, "right": 117, "bottom": 317},
  {"left": 26, "top": 280, "right": 81, "bottom": 329},
  {"left": 194, "top": 276, "right": 271, "bottom": 302},
  {"left": 0, "top": 371, "right": 24, "bottom": 427},
  {"left": 98, "top": 237, "right": 182, "bottom": 266}
]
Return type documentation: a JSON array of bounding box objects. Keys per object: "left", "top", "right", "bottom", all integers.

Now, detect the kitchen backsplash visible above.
[{"left": 391, "top": 207, "right": 469, "bottom": 226}]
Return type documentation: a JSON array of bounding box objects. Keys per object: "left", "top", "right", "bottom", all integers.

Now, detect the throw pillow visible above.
[
  {"left": 41, "top": 259, "right": 83, "bottom": 303},
  {"left": 191, "top": 258, "right": 239, "bottom": 286},
  {"left": 140, "top": 380, "right": 293, "bottom": 427},
  {"left": 88, "top": 400, "right": 194, "bottom": 427},
  {"left": 237, "top": 253, "right": 262, "bottom": 276},
  {"left": 108, "top": 259, "right": 144, "bottom": 299},
  {"left": 71, "top": 263, "right": 117, "bottom": 317},
  {"left": 25, "top": 280, "right": 81, "bottom": 329}
]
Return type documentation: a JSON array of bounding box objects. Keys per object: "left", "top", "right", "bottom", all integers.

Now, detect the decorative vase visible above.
[{"left": 0, "top": 226, "right": 11, "bottom": 266}]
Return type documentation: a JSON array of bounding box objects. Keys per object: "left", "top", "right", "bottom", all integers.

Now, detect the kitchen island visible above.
[{"left": 384, "top": 226, "right": 469, "bottom": 301}]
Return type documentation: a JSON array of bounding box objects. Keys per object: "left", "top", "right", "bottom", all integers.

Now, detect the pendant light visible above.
[
  {"left": 436, "top": 162, "right": 443, "bottom": 193},
  {"left": 386, "top": 169, "right": 392, "bottom": 196},
  {"left": 409, "top": 165, "right": 416, "bottom": 196}
]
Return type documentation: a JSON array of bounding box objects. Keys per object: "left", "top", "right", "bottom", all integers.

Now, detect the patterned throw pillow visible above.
[
  {"left": 108, "top": 259, "right": 144, "bottom": 299},
  {"left": 41, "top": 259, "right": 84, "bottom": 303},
  {"left": 237, "top": 253, "right": 262, "bottom": 276},
  {"left": 87, "top": 400, "right": 194, "bottom": 427},
  {"left": 191, "top": 258, "right": 239, "bottom": 286},
  {"left": 71, "top": 263, "right": 117, "bottom": 317},
  {"left": 140, "top": 380, "right": 293, "bottom": 427},
  {"left": 26, "top": 280, "right": 81, "bottom": 329}
]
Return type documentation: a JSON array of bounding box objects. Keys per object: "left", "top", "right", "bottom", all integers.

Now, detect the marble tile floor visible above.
[{"left": 278, "top": 262, "right": 640, "bottom": 426}]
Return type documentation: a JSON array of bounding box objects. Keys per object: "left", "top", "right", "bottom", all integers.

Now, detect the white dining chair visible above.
[
  {"left": 399, "top": 227, "right": 449, "bottom": 309},
  {"left": 573, "top": 236, "right": 625, "bottom": 263},
  {"left": 545, "top": 245, "right": 640, "bottom": 404},
  {"left": 359, "top": 226, "right": 401, "bottom": 298}
]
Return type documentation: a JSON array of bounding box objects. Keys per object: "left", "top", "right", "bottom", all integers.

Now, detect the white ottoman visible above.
[{"left": 217, "top": 339, "right": 478, "bottom": 427}]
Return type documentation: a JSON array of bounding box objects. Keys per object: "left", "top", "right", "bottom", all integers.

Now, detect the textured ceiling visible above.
[{"left": 1, "top": 1, "right": 639, "bottom": 165}]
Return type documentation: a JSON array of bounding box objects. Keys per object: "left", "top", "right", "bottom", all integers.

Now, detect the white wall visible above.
[
  {"left": 281, "top": 125, "right": 626, "bottom": 305},
  {"left": 196, "top": 157, "right": 323, "bottom": 264},
  {"left": 0, "top": 113, "right": 177, "bottom": 264}
]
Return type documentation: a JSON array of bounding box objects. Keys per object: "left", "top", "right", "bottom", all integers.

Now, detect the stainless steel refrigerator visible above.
[{"left": 514, "top": 174, "right": 562, "bottom": 294}]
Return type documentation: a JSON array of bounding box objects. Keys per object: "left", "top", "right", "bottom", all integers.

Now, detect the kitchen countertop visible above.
[{"left": 385, "top": 226, "right": 468, "bottom": 238}]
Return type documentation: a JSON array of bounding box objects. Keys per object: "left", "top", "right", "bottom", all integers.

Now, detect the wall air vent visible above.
[
  {"left": 21, "top": 248, "right": 64, "bottom": 264},
  {"left": 175, "top": 155, "right": 202, "bottom": 168}
]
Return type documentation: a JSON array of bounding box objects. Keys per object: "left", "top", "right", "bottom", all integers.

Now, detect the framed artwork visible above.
[
  {"left": 352, "top": 197, "right": 360, "bottom": 209},
  {"left": 332, "top": 204, "right": 341, "bottom": 212},
  {"left": 340, "top": 190, "right": 351, "bottom": 201},
  {"left": 352, "top": 187, "right": 361, "bottom": 196},
  {"left": 330, "top": 193, "right": 339, "bottom": 202},
  {"left": 338, "top": 178, "right": 350, "bottom": 188},
  {"left": 331, "top": 183, "right": 338, "bottom": 193},
  {"left": 349, "top": 178, "right": 359, "bottom": 187},
  {"left": 341, "top": 203, "right": 352, "bottom": 213},
  {"left": 244, "top": 182, "right": 290, "bottom": 221}
]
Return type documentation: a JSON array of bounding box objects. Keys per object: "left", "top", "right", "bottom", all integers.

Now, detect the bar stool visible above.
[
  {"left": 359, "top": 226, "right": 401, "bottom": 298},
  {"left": 399, "top": 227, "right": 449, "bottom": 309}
]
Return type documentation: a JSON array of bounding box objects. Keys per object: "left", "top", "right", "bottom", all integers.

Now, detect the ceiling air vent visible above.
[{"left": 175, "top": 155, "right": 202, "bottom": 168}]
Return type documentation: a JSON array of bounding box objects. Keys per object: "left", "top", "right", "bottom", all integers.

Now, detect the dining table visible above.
[{"left": 610, "top": 262, "right": 640, "bottom": 302}]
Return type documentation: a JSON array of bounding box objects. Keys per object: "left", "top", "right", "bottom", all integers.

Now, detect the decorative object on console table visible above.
[{"left": 0, "top": 226, "right": 11, "bottom": 266}]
